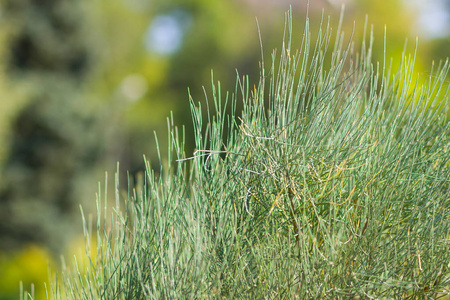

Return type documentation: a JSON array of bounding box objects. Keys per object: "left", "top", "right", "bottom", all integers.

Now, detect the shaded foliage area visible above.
[
  {"left": 0, "top": 0, "right": 105, "bottom": 253},
  {"left": 5, "top": 0, "right": 90, "bottom": 78}
]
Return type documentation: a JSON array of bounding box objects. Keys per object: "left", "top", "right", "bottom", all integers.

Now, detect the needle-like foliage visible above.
[{"left": 48, "top": 9, "right": 450, "bottom": 299}]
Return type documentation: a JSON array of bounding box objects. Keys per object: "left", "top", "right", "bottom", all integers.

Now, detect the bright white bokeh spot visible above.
[
  {"left": 144, "top": 10, "right": 192, "bottom": 55},
  {"left": 417, "top": 1, "right": 449, "bottom": 38},
  {"left": 406, "top": 0, "right": 450, "bottom": 39},
  {"left": 121, "top": 74, "right": 148, "bottom": 102}
]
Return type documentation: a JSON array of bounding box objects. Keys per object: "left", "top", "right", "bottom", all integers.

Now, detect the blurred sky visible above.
[{"left": 406, "top": 0, "right": 450, "bottom": 38}]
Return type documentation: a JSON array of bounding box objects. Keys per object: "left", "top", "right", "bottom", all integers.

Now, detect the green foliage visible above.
[
  {"left": 52, "top": 9, "right": 450, "bottom": 299},
  {"left": 0, "top": 0, "right": 106, "bottom": 253},
  {"left": 0, "top": 245, "right": 53, "bottom": 300}
]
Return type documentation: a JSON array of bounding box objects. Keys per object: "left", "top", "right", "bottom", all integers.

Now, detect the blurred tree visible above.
[{"left": 0, "top": 0, "right": 107, "bottom": 253}]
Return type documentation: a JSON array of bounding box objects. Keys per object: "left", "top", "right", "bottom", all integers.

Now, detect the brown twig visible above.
[{"left": 288, "top": 184, "right": 301, "bottom": 258}]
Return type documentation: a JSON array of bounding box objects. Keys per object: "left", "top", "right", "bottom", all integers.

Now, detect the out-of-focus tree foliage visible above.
[
  {"left": 0, "top": 0, "right": 106, "bottom": 253},
  {"left": 0, "top": 1, "right": 108, "bottom": 298},
  {"left": 0, "top": 0, "right": 448, "bottom": 298}
]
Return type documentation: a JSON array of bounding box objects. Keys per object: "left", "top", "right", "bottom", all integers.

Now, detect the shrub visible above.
[{"left": 48, "top": 9, "right": 450, "bottom": 299}]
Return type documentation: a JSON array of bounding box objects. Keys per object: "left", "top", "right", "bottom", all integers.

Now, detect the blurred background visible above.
[{"left": 0, "top": 0, "right": 448, "bottom": 298}]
